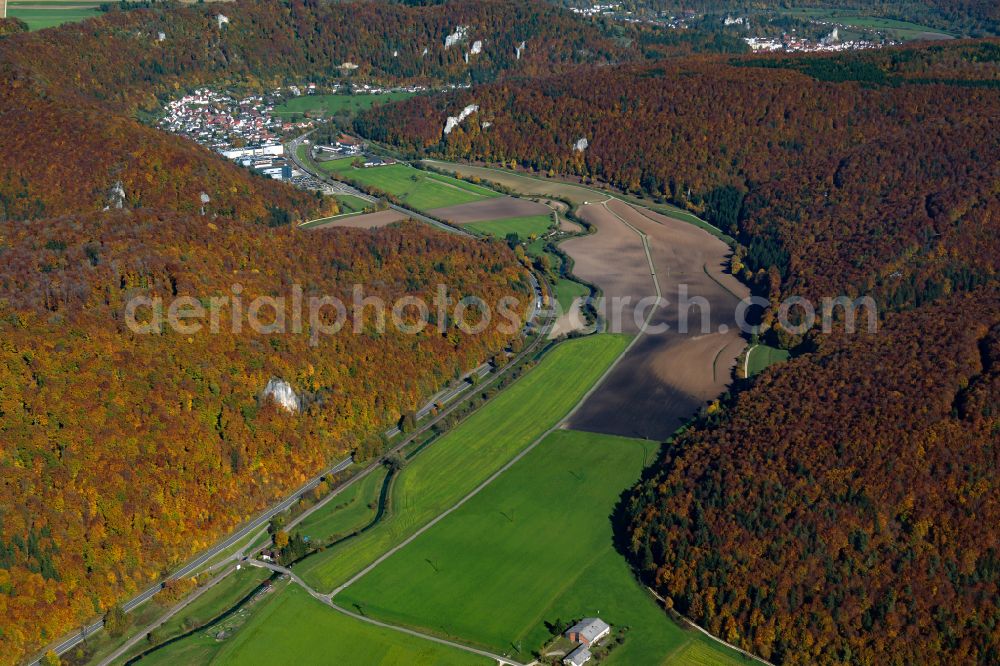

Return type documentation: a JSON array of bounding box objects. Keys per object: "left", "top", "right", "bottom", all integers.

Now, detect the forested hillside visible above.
[
  {"left": 0, "top": 0, "right": 617, "bottom": 660},
  {"left": 606, "top": 0, "right": 1000, "bottom": 36},
  {"left": 0, "top": 0, "right": 619, "bottom": 224},
  {"left": 0, "top": 81, "right": 323, "bottom": 223},
  {"left": 0, "top": 17, "right": 28, "bottom": 37},
  {"left": 622, "top": 288, "right": 1000, "bottom": 664},
  {"left": 357, "top": 42, "right": 1000, "bottom": 312},
  {"left": 356, "top": 39, "right": 1000, "bottom": 663},
  {"left": 0, "top": 0, "right": 620, "bottom": 109},
  {"left": 0, "top": 212, "right": 525, "bottom": 661}
]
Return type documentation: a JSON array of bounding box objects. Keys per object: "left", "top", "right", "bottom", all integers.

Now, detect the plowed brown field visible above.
[
  {"left": 564, "top": 199, "right": 749, "bottom": 440},
  {"left": 429, "top": 197, "right": 549, "bottom": 223},
  {"left": 308, "top": 209, "right": 407, "bottom": 229}
]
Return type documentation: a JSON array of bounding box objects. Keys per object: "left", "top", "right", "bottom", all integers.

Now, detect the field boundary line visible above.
[
  {"left": 645, "top": 586, "right": 775, "bottom": 666},
  {"left": 327, "top": 600, "right": 525, "bottom": 666},
  {"left": 711, "top": 335, "right": 744, "bottom": 384},
  {"left": 701, "top": 262, "right": 745, "bottom": 301},
  {"left": 331, "top": 198, "right": 662, "bottom": 598},
  {"left": 743, "top": 343, "right": 758, "bottom": 378},
  {"left": 601, "top": 198, "right": 662, "bottom": 302},
  {"left": 252, "top": 561, "right": 525, "bottom": 665}
]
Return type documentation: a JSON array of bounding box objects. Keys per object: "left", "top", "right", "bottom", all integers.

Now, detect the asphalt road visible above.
[
  {"left": 287, "top": 132, "right": 471, "bottom": 237},
  {"left": 32, "top": 136, "right": 549, "bottom": 665},
  {"left": 37, "top": 284, "right": 547, "bottom": 664},
  {"left": 30, "top": 456, "right": 352, "bottom": 664}
]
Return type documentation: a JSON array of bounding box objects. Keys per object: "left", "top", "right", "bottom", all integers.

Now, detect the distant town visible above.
[
  {"left": 570, "top": 2, "right": 920, "bottom": 52},
  {"left": 158, "top": 83, "right": 426, "bottom": 187}
]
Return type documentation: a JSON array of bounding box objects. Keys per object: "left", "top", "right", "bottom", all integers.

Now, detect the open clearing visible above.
[
  {"left": 466, "top": 214, "right": 553, "bottom": 240},
  {"left": 548, "top": 277, "right": 591, "bottom": 338},
  {"left": 548, "top": 278, "right": 592, "bottom": 337},
  {"left": 548, "top": 299, "right": 586, "bottom": 338},
  {"left": 8, "top": 2, "right": 100, "bottom": 30},
  {"left": 271, "top": 92, "right": 415, "bottom": 118},
  {"left": 302, "top": 209, "right": 406, "bottom": 230},
  {"left": 133, "top": 581, "right": 486, "bottom": 666},
  {"left": 554, "top": 277, "right": 590, "bottom": 316},
  {"left": 746, "top": 343, "right": 791, "bottom": 377},
  {"left": 333, "top": 193, "right": 371, "bottom": 213},
  {"left": 297, "top": 467, "right": 388, "bottom": 545},
  {"left": 422, "top": 160, "right": 733, "bottom": 243},
  {"left": 321, "top": 162, "right": 500, "bottom": 211},
  {"left": 776, "top": 8, "right": 954, "bottom": 40},
  {"left": 423, "top": 160, "right": 598, "bottom": 207},
  {"left": 295, "top": 334, "right": 630, "bottom": 594},
  {"left": 428, "top": 196, "right": 550, "bottom": 223},
  {"left": 565, "top": 200, "right": 749, "bottom": 440},
  {"left": 336, "top": 430, "right": 743, "bottom": 665}
]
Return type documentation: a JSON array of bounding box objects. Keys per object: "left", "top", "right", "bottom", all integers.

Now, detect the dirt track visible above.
[
  {"left": 429, "top": 197, "right": 549, "bottom": 223},
  {"left": 561, "top": 202, "right": 654, "bottom": 335},
  {"left": 309, "top": 210, "right": 407, "bottom": 229},
  {"left": 564, "top": 199, "right": 749, "bottom": 440}
]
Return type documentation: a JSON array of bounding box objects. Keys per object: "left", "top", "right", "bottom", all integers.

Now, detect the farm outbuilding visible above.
[
  {"left": 565, "top": 617, "right": 611, "bottom": 646},
  {"left": 563, "top": 645, "right": 592, "bottom": 666}
]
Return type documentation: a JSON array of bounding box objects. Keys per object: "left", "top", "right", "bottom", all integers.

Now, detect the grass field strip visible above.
[
  {"left": 85, "top": 261, "right": 553, "bottom": 664},
  {"left": 251, "top": 561, "right": 524, "bottom": 665},
  {"left": 329, "top": 198, "right": 663, "bottom": 601},
  {"left": 597, "top": 198, "right": 776, "bottom": 662},
  {"left": 422, "top": 158, "right": 733, "bottom": 243}
]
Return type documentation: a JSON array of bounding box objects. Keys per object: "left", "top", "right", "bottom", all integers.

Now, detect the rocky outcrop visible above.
[
  {"left": 444, "top": 104, "right": 479, "bottom": 135},
  {"left": 260, "top": 377, "right": 300, "bottom": 413}
]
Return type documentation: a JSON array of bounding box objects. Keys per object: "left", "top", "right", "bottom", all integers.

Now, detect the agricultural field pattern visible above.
[{"left": 6, "top": 2, "right": 995, "bottom": 666}]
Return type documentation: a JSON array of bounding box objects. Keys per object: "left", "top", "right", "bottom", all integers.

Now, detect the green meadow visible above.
[
  {"left": 746, "top": 344, "right": 790, "bottom": 377},
  {"left": 272, "top": 92, "right": 415, "bottom": 118},
  {"left": 295, "top": 334, "right": 630, "bottom": 593},
  {"left": 320, "top": 160, "right": 500, "bottom": 211},
  {"left": 334, "top": 194, "right": 371, "bottom": 214},
  {"left": 8, "top": 4, "right": 101, "bottom": 31},
  {"left": 133, "top": 582, "right": 485, "bottom": 665},
  {"left": 554, "top": 277, "right": 590, "bottom": 315},
  {"left": 296, "top": 467, "right": 388, "bottom": 545},
  {"left": 337, "top": 430, "right": 744, "bottom": 665},
  {"left": 777, "top": 8, "right": 954, "bottom": 40},
  {"left": 466, "top": 214, "right": 553, "bottom": 240}
]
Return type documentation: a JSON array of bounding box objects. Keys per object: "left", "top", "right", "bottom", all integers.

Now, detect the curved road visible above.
[
  {"left": 32, "top": 456, "right": 353, "bottom": 664},
  {"left": 33, "top": 139, "right": 549, "bottom": 666},
  {"left": 251, "top": 560, "right": 525, "bottom": 666},
  {"left": 286, "top": 133, "right": 468, "bottom": 237}
]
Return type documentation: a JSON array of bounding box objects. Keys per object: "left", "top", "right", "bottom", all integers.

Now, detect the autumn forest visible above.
[
  {"left": 1, "top": 0, "right": 998, "bottom": 664},
  {"left": 360, "top": 32, "right": 1000, "bottom": 666}
]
